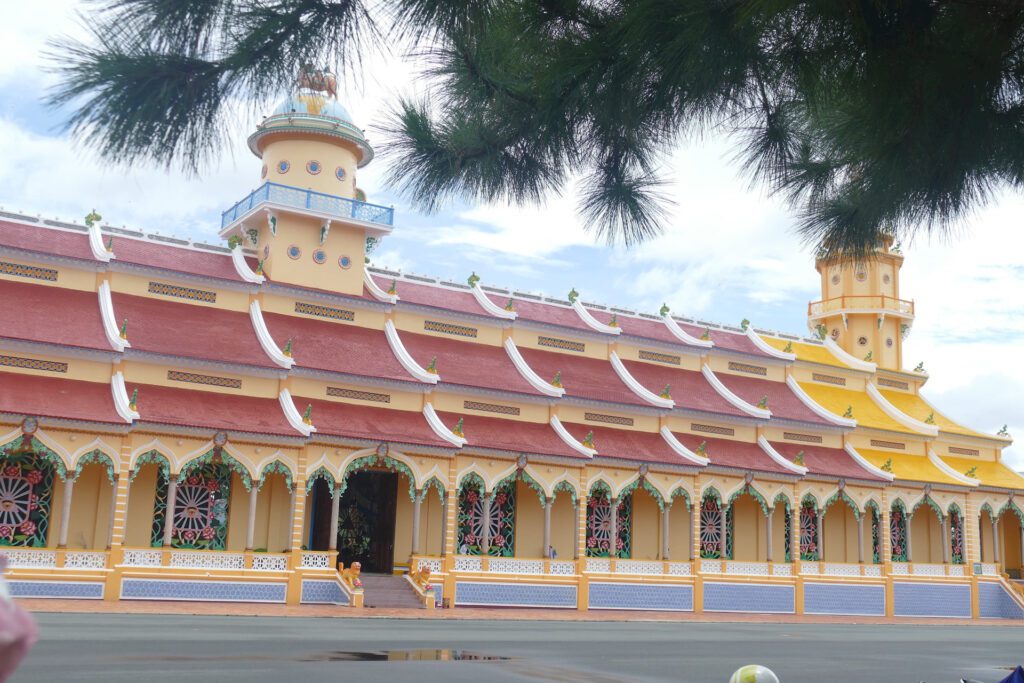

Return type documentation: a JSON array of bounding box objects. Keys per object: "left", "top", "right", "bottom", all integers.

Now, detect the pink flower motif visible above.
[
  {"left": 587, "top": 537, "right": 596, "bottom": 547},
  {"left": 201, "top": 526, "right": 215, "bottom": 540},
  {"left": 3, "top": 466, "right": 19, "bottom": 478},
  {"left": 187, "top": 476, "right": 200, "bottom": 486},
  {"left": 18, "top": 521, "right": 35, "bottom": 536},
  {"left": 616, "top": 539, "right": 624, "bottom": 549},
  {"left": 27, "top": 503, "right": 36, "bottom": 511},
  {"left": 494, "top": 535, "right": 505, "bottom": 546},
  {"left": 600, "top": 540, "right": 609, "bottom": 550},
  {"left": 183, "top": 529, "right": 196, "bottom": 541},
  {"left": 465, "top": 534, "right": 475, "bottom": 544},
  {"left": 494, "top": 493, "right": 507, "bottom": 506},
  {"left": 0, "top": 525, "right": 12, "bottom": 539},
  {"left": 465, "top": 491, "right": 478, "bottom": 504},
  {"left": 25, "top": 470, "right": 42, "bottom": 485},
  {"left": 206, "top": 480, "right": 219, "bottom": 492}
]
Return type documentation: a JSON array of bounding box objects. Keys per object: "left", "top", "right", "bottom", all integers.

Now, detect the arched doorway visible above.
[
  {"left": 822, "top": 495, "right": 859, "bottom": 563},
  {"left": 999, "top": 506, "right": 1023, "bottom": 579},
  {"left": 729, "top": 491, "right": 768, "bottom": 562},
  {"left": 585, "top": 484, "right": 630, "bottom": 558},
  {"left": 910, "top": 500, "right": 943, "bottom": 564},
  {"left": 336, "top": 469, "right": 400, "bottom": 572},
  {"left": 0, "top": 441, "right": 59, "bottom": 548}
]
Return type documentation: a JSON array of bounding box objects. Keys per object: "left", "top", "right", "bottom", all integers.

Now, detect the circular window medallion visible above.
[
  {"left": 855, "top": 270, "right": 867, "bottom": 282},
  {"left": 277, "top": 160, "right": 290, "bottom": 174},
  {"left": 831, "top": 274, "right": 840, "bottom": 286},
  {"left": 21, "top": 417, "right": 37, "bottom": 436},
  {"left": 338, "top": 255, "right": 352, "bottom": 269},
  {"left": 213, "top": 431, "right": 228, "bottom": 447},
  {"left": 287, "top": 244, "right": 301, "bottom": 260},
  {"left": 886, "top": 337, "right": 894, "bottom": 348},
  {"left": 335, "top": 166, "right": 346, "bottom": 181},
  {"left": 261, "top": 164, "right": 268, "bottom": 179},
  {"left": 883, "top": 273, "right": 891, "bottom": 284},
  {"left": 857, "top": 336, "right": 868, "bottom": 346},
  {"left": 306, "top": 160, "right": 322, "bottom": 175},
  {"left": 312, "top": 249, "right": 327, "bottom": 264},
  {"left": 830, "top": 328, "right": 840, "bottom": 340}
]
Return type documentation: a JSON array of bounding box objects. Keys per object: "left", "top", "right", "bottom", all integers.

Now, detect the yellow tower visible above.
[
  {"left": 219, "top": 68, "right": 393, "bottom": 296},
  {"left": 808, "top": 236, "right": 915, "bottom": 371}
]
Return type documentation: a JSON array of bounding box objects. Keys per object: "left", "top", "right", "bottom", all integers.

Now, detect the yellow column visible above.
[
  {"left": 792, "top": 489, "right": 803, "bottom": 615},
  {"left": 576, "top": 469, "right": 589, "bottom": 611},
  {"left": 692, "top": 478, "right": 704, "bottom": 614},
  {"left": 441, "top": 457, "right": 458, "bottom": 608},
  {"left": 965, "top": 494, "right": 981, "bottom": 618},
  {"left": 284, "top": 447, "right": 308, "bottom": 606},
  {"left": 104, "top": 437, "right": 133, "bottom": 602},
  {"left": 881, "top": 489, "right": 894, "bottom": 617}
]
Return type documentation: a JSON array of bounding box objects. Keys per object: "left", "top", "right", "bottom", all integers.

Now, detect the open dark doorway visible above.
[{"left": 337, "top": 470, "right": 398, "bottom": 574}]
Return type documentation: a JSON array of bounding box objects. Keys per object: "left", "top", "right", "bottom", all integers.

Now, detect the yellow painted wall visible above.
[
  {"left": 292, "top": 376, "right": 423, "bottom": 411},
  {"left": 420, "top": 488, "right": 444, "bottom": 556},
  {"left": 706, "top": 354, "right": 785, "bottom": 382},
  {"left": 514, "top": 480, "right": 545, "bottom": 557},
  {"left": 668, "top": 502, "right": 691, "bottom": 561},
  {"left": 1000, "top": 513, "right": 1022, "bottom": 572},
  {"left": 261, "top": 136, "right": 359, "bottom": 198},
  {"left": 551, "top": 493, "right": 575, "bottom": 559},
  {"left": 109, "top": 271, "right": 249, "bottom": 311},
  {"left": 2, "top": 355, "right": 110, "bottom": 384},
  {"left": 559, "top": 405, "right": 660, "bottom": 432},
  {"left": 910, "top": 507, "right": 943, "bottom": 564},
  {"left": 225, "top": 472, "right": 248, "bottom": 551},
  {"left": 761, "top": 426, "right": 843, "bottom": 449},
  {"left": 392, "top": 311, "right": 503, "bottom": 347},
  {"left": 771, "top": 503, "right": 787, "bottom": 561},
  {"left": 731, "top": 495, "right": 765, "bottom": 561},
  {"left": 123, "top": 361, "right": 275, "bottom": 398},
  {"left": 431, "top": 392, "right": 547, "bottom": 423},
  {"left": 394, "top": 474, "right": 415, "bottom": 564},
  {"left": 0, "top": 258, "right": 95, "bottom": 291},
  {"left": 125, "top": 465, "right": 159, "bottom": 547},
  {"left": 254, "top": 472, "right": 291, "bottom": 552},
  {"left": 261, "top": 292, "right": 387, "bottom": 330},
  {"left": 259, "top": 212, "right": 366, "bottom": 298},
  {"left": 614, "top": 343, "right": 702, "bottom": 371},
  {"left": 631, "top": 488, "right": 660, "bottom": 560},
  {"left": 823, "top": 501, "right": 858, "bottom": 563},
  {"left": 510, "top": 327, "right": 608, "bottom": 360},
  {"left": 64, "top": 464, "right": 112, "bottom": 549}
]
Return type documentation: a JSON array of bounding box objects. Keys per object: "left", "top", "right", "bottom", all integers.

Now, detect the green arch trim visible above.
[
  {"left": 0, "top": 434, "right": 68, "bottom": 480},
  {"left": 553, "top": 479, "right": 578, "bottom": 505},
  {"left": 822, "top": 490, "right": 861, "bottom": 520},
  {"left": 494, "top": 469, "right": 546, "bottom": 506},
  {"left": 800, "top": 491, "right": 820, "bottom": 510},
  {"left": 669, "top": 486, "right": 692, "bottom": 509},
  {"left": 997, "top": 500, "right": 1024, "bottom": 525},
  {"left": 305, "top": 465, "right": 336, "bottom": 493},
  {"left": 911, "top": 495, "right": 943, "bottom": 520},
  {"left": 341, "top": 454, "right": 416, "bottom": 501},
  {"left": 458, "top": 471, "right": 485, "bottom": 494},
  {"left": 181, "top": 449, "right": 254, "bottom": 491},
  {"left": 258, "top": 460, "right": 294, "bottom": 492},
  {"left": 773, "top": 492, "right": 792, "bottom": 511},
  {"left": 727, "top": 485, "right": 769, "bottom": 516},
  {"left": 74, "top": 449, "right": 117, "bottom": 485},
  {"left": 588, "top": 480, "right": 612, "bottom": 498},
  {"left": 702, "top": 487, "right": 722, "bottom": 504},
  {"left": 130, "top": 450, "right": 170, "bottom": 482},
  {"left": 421, "top": 475, "right": 446, "bottom": 501},
  {"left": 620, "top": 478, "right": 665, "bottom": 511}
]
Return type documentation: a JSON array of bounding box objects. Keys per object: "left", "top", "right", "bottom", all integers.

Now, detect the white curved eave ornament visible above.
[
  {"left": 660, "top": 427, "right": 709, "bottom": 466},
  {"left": 701, "top": 365, "right": 771, "bottom": 419},
  {"left": 423, "top": 402, "right": 467, "bottom": 447},
  {"left": 503, "top": 338, "right": 565, "bottom": 397},
  {"left": 279, "top": 389, "right": 315, "bottom": 437},
  {"left": 365, "top": 271, "right": 398, "bottom": 304},
  {"left": 663, "top": 316, "right": 714, "bottom": 348},
  {"left": 249, "top": 301, "right": 295, "bottom": 369},
  {"left": 98, "top": 281, "right": 129, "bottom": 352},
  {"left": 823, "top": 337, "right": 877, "bottom": 373},
  {"left": 231, "top": 245, "right": 265, "bottom": 284},
  {"left": 550, "top": 416, "right": 596, "bottom": 458},
  {"left": 609, "top": 352, "right": 674, "bottom": 408},
  {"left": 384, "top": 320, "right": 438, "bottom": 383},
  {"left": 472, "top": 285, "right": 516, "bottom": 320},
  {"left": 746, "top": 329, "right": 796, "bottom": 360},
  {"left": 572, "top": 301, "right": 621, "bottom": 335},
  {"left": 88, "top": 224, "right": 113, "bottom": 263},
  {"left": 844, "top": 444, "right": 895, "bottom": 482},
  {"left": 928, "top": 449, "right": 980, "bottom": 486},
  {"left": 866, "top": 382, "right": 939, "bottom": 436},
  {"left": 111, "top": 371, "right": 139, "bottom": 423},
  {"left": 758, "top": 436, "right": 808, "bottom": 475},
  {"left": 785, "top": 376, "right": 857, "bottom": 428}
]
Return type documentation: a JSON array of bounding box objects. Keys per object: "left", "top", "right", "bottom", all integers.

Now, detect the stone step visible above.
[{"left": 360, "top": 574, "right": 424, "bottom": 609}]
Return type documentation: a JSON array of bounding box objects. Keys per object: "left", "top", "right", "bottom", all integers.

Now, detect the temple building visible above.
[{"left": 0, "top": 77, "right": 1023, "bottom": 619}]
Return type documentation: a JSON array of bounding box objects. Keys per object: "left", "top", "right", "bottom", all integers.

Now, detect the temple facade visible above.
[{"left": 0, "top": 80, "right": 1022, "bottom": 618}]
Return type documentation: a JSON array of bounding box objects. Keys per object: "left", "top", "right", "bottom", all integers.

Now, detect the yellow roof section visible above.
[
  {"left": 798, "top": 382, "right": 914, "bottom": 434},
  {"left": 940, "top": 456, "right": 1024, "bottom": 490},
  {"left": 856, "top": 448, "right": 964, "bottom": 487},
  {"left": 879, "top": 389, "right": 992, "bottom": 440},
  {"left": 761, "top": 336, "right": 850, "bottom": 369}
]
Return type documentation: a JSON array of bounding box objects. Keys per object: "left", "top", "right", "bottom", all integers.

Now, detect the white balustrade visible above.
[
  {"left": 0, "top": 549, "right": 56, "bottom": 568},
  {"left": 801, "top": 562, "right": 820, "bottom": 575},
  {"left": 911, "top": 563, "right": 945, "bottom": 577},
  {"left": 122, "top": 549, "right": 163, "bottom": 567},
  {"left": 615, "top": 559, "right": 663, "bottom": 575},
  {"left": 771, "top": 564, "right": 792, "bottom": 576},
  {"left": 823, "top": 563, "right": 862, "bottom": 577},
  {"left": 251, "top": 554, "right": 288, "bottom": 572},
  {"left": 948, "top": 565, "right": 965, "bottom": 577},
  {"left": 667, "top": 562, "right": 692, "bottom": 576},
  {"left": 726, "top": 561, "right": 770, "bottom": 576},
  {"left": 453, "top": 556, "right": 483, "bottom": 572},
  {"left": 300, "top": 552, "right": 333, "bottom": 569},
  {"left": 549, "top": 561, "right": 577, "bottom": 576},
  {"left": 585, "top": 558, "right": 611, "bottom": 573},
  {"left": 890, "top": 562, "right": 909, "bottom": 575},
  {"left": 64, "top": 551, "right": 107, "bottom": 569},
  {"left": 170, "top": 551, "right": 245, "bottom": 570},
  {"left": 415, "top": 558, "right": 444, "bottom": 574},
  {"left": 489, "top": 558, "right": 545, "bottom": 574},
  {"left": 863, "top": 565, "right": 883, "bottom": 577},
  {"left": 700, "top": 559, "right": 722, "bottom": 574},
  {"left": 980, "top": 563, "right": 999, "bottom": 576}
]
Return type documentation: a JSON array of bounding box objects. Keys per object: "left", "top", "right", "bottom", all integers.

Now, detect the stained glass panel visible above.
[
  {"left": 799, "top": 502, "right": 819, "bottom": 561},
  {"left": 171, "top": 463, "right": 231, "bottom": 550},
  {"left": 0, "top": 453, "right": 54, "bottom": 547},
  {"left": 700, "top": 496, "right": 722, "bottom": 559},
  {"left": 950, "top": 510, "right": 964, "bottom": 564},
  {"left": 457, "top": 480, "right": 516, "bottom": 556},
  {"left": 150, "top": 469, "right": 168, "bottom": 547},
  {"left": 585, "top": 491, "right": 631, "bottom": 558},
  {"left": 889, "top": 504, "right": 907, "bottom": 562}
]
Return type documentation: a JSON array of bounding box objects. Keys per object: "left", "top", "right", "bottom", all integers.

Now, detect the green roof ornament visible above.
[
  {"left": 892, "top": 241, "right": 903, "bottom": 255},
  {"left": 757, "top": 395, "right": 769, "bottom": 409},
  {"left": 426, "top": 356, "right": 438, "bottom": 374},
  {"left": 227, "top": 235, "right": 242, "bottom": 250},
  {"left": 387, "top": 279, "right": 397, "bottom": 295},
  {"left": 740, "top": 318, "right": 750, "bottom": 331},
  {"left": 582, "top": 430, "right": 595, "bottom": 449},
  {"left": 914, "top": 362, "right": 925, "bottom": 373},
  {"left": 84, "top": 209, "right": 102, "bottom": 229},
  {"left": 504, "top": 297, "right": 515, "bottom": 312},
  {"left": 965, "top": 466, "right": 978, "bottom": 478},
  {"left": 881, "top": 458, "right": 893, "bottom": 473},
  {"left": 567, "top": 287, "right": 579, "bottom": 304},
  {"left": 843, "top": 405, "right": 854, "bottom": 418},
  {"left": 864, "top": 350, "right": 873, "bottom": 362},
  {"left": 119, "top": 318, "right": 128, "bottom": 340},
  {"left": 608, "top": 313, "right": 618, "bottom": 328},
  {"left": 700, "top": 327, "right": 711, "bottom": 341},
  {"left": 282, "top": 338, "right": 293, "bottom": 357},
  {"left": 901, "top": 323, "right": 911, "bottom": 340},
  {"left": 467, "top": 272, "right": 480, "bottom": 288},
  {"left": 925, "top": 412, "right": 935, "bottom": 425},
  {"left": 128, "top": 388, "right": 138, "bottom": 412},
  {"left": 106, "top": 237, "right": 114, "bottom": 252},
  {"left": 452, "top": 417, "right": 465, "bottom": 438},
  {"left": 256, "top": 259, "right": 264, "bottom": 275},
  {"left": 659, "top": 384, "right": 672, "bottom": 399},
  {"left": 302, "top": 404, "right": 313, "bottom": 425},
  {"left": 659, "top": 302, "right": 670, "bottom": 317},
  {"left": 695, "top": 440, "right": 708, "bottom": 457},
  {"left": 815, "top": 323, "right": 828, "bottom": 340},
  {"left": 794, "top": 450, "right": 805, "bottom": 467},
  {"left": 551, "top": 370, "right": 562, "bottom": 388},
  {"left": 783, "top": 341, "right": 793, "bottom": 353},
  {"left": 998, "top": 424, "right": 1010, "bottom": 437}
]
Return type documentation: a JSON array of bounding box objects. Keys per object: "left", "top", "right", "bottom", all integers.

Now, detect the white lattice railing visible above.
[
  {"left": 585, "top": 558, "right": 612, "bottom": 573},
  {"left": 64, "top": 551, "right": 107, "bottom": 569},
  {"left": 300, "top": 551, "right": 333, "bottom": 570},
  {"left": 771, "top": 564, "right": 792, "bottom": 576},
  {"left": 700, "top": 559, "right": 723, "bottom": 574},
  {"left": 947, "top": 565, "right": 965, "bottom": 577},
  {"left": 863, "top": 564, "right": 883, "bottom": 577},
  {"left": 615, "top": 559, "right": 664, "bottom": 575},
  {"left": 170, "top": 551, "right": 245, "bottom": 570},
  {"left": 122, "top": 549, "right": 163, "bottom": 567},
  {"left": 979, "top": 563, "right": 999, "bottom": 576},
  {"left": 890, "top": 562, "right": 909, "bottom": 575},
  {"left": 251, "top": 554, "right": 288, "bottom": 572},
  {"left": 414, "top": 557, "right": 444, "bottom": 574},
  {"left": 725, "top": 561, "right": 770, "bottom": 576},
  {"left": 488, "top": 558, "right": 545, "bottom": 574},
  {"left": 801, "top": 562, "right": 819, "bottom": 575},
  {"left": 668, "top": 562, "right": 692, "bottom": 576},
  {"left": 910, "top": 563, "right": 947, "bottom": 577},
  {"left": 823, "top": 562, "right": 862, "bottom": 577},
  {"left": 0, "top": 549, "right": 57, "bottom": 568},
  {"left": 453, "top": 556, "right": 483, "bottom": 572},
  {"left": 550, "top": 561, "right": 576, "bottom": 576}
]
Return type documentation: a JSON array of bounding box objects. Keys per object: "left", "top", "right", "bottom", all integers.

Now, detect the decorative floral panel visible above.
[
  {"left": 150, "top": 469, "right": 169, "bottom": 547},
  {"left": 871, "top": 508, "right": 881, "bottom": 564},
  {"left": 784, "top": 508, "right": 792, "bottom": 563},
  {"left": 889, "top": 503, "right": 908, "bottom": 562},
  {"left": 700, "top": 495, "right": 723, "bottom": 559},
  {"left": 950, "top": 509, "right": 964, "bottom": 565},
  {"left": 171, "top": 463, "right": 232, "bottom": 550},
  {"left": 585, "top": 492, "right": 631, "bottom": 558},
  {"left": 0, "top": 453, "right": 55, "bottom": 547},
  {"left": 799, "top": 502, "right": 819, "bottom": 561},
  {"left": 457, "top": 480, "right": 516, "bottom": 557}
]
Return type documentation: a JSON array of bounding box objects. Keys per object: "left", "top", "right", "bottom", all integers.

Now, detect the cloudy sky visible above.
[{"left": 2, "top": 3, "right": 1022, "bottom": 467}]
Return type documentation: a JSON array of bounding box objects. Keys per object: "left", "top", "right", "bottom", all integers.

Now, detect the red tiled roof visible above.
[
  {"left": 373, "top": 275, "right": 490, "bottom": 318},
  {"left": 130, "top": 383, "right": 297, "bottom": 436},
  {"left": 621, "top": 360, "right": 748, "bottom": 418},
  {"left": 588, "top": 309, "right": 697, "bottom": 348},
  {"left": 0, "top": 279, "right": 110, "bottom": 352},
  {"left": 672, "top": 432, "right": 794, "bottom": 475},
  {"left": 303, "top": 399, "right": 452, "bottom": 449},
  {"left": 263, "top": 312, "right": 413, "bottom": 382},
  {"left": 714, "top": 373, "right": 830, "bottom": 425},
  {"left": 437, "top": 411, "right": 584, "bottom": 459},
  {"left": 676, "top": 321, "right": 770, "bottom": 358},
  {"left": 561, "top": 421, "right": 688, "bottom": 466},
  {"left": 489, "top": 295, "right": 594, "bottom": 333},
  {"left": 111, "top": 292, "right": 277, "bottom": 368},
  {"left": 111, "top": 236, "right": 244, "bottom": 283},
  {"left": 769, "top": 441, "right": 887, "bottom": 482},
  {"left": 0, "top": 372, "right": 122, "bottom": 424},
  {"left": 0, "top": 221, "right": 95, "bottom": 262},
  {"left": 400, "top": 332, "right": 544, "bottom": 397},
  {"left": 517, "top": 347, "right": 647, "bottom": 407}
]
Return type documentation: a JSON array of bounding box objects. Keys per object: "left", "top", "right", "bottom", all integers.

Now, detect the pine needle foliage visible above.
[{"left": 48, "top": 0, "right": 1024, "bottom": 255}]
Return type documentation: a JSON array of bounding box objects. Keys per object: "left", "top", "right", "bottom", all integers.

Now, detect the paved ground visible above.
[{"left": 13, "top": 611, "right": 1024, "bottom": 683}]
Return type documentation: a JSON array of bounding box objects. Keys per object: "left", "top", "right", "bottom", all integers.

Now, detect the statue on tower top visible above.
[{"left": 297, "top": 63, "right": 337, "bottom": 98}]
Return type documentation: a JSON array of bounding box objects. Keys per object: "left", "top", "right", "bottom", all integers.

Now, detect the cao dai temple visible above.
[{"left": 1, "top": 79, "right": 1023, "bottom": 619}]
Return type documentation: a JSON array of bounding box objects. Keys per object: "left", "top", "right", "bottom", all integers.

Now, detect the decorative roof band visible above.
[
  {"left": 866, "top": 382, "right": 938, "bottom": 436},
  {"left": 231, "top": 245, "right": 265, "bottom": 284},
  {"left": 660, "top": 427, "right": 709, "bottom": 466},
  {"left": 758, "top": 436, "right": 808, "bottom": 475},
  {"left": 279, "top": 389, "right": 315, "bottom": 436},
  {"left": 365, "top": 270, "right": 398, "bottom": 303},
  {"left": 472, "top": 284, "right": 516, "bottom": 320},
  {"left": 503, "top": 338, "right": 565, "bottom": 397},
  {"left": 786, "top": 376, "right": 857, "bottom": 428},
  {"left": 98, "top": 281, "right": 129, "bottom": 352},
  {"left": 549, "top": 416, "right": 596, "bottom": 458},
  {"left": 422, "top": 403, "right": 467, "bottom": 447},
  {"left": 748, "top": 328, "right": 796, "bottom": 360}
]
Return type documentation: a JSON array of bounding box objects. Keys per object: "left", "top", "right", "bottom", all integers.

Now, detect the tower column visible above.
[
  {"left": 662, "top": 502, "right": 672, "bottom": 561},
  {"left": 765, "top": 508, "right": 774, "bottom": 563},
  {"left": 162, "top": 475, "right": 178, "bottom": 547},
  {"left": 609, "top": 497, "right": 619, "bottom": 558},
  {"left": 327, "top": 484, "right": 341, "bottom": 552},
  {"left": 245, "top": 484, "right": 259, "bottom": 552},
  {"left": 542, "top": 496, "right": 553, "bottom": 556},
  {"left": 411, "top": 489, "right": 422, "bottom": 555},
  {"left": 57, "top": 476, "right": 76, "bottom": 549},
  {"left": 857, "top": 514, "right": 865, "bottom": 564},
  {"left": 105, "top": 475, "right": 120, "bottom": 550},
  {"left": 481, "top": 492, "right": 492, "bottom": 554}
]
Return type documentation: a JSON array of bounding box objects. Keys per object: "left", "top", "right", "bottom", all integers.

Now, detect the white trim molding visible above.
[
  {"left": 423, "top": 402, "right": 467, "bottom": 447},
  {"left": 472, "top": 285, "right": 516, "bottom": 320},
  {"left": 928, "top": 449, "right": 980, "bottom": 487},
  {"left": 111, "top": 371, "right": 139, "bottom": 423},
  {"left": 866, "top": 383, "right": 938, "bottom": 436},
  {"left": 503, "top": 338, "right": 565, "bottom": 397},
  {"left": 249, "top": 300, "right": 295, "bottom": 369},
  {"left": 786, "top": 376, "right": 857, "bottom": 428},
  {"left": 747, "top": 329, "right": 796, "bottom": 360},
  {"left": 758, "top": 436, "right": 808, "bottom": 475},
  {"left": 97, "top": 281, "right": 129, "bottom": 352},
  {"left": 279, "top": 389, "right": 315, "bottom": 437},
  {"left": 663, "top": 316, "right": 714, "bottom": 348},
  {"left": 702, "top": 365, "right": 771, "bottom": 419},
  {"left": 364, "top": 271, "right": 398, "bottom": 304},
  {"left": 384, "top": 320, "right": 438, "bottom": 384},
  {"left": 550, "top": 416, "right": 596, "bottom": 458},
  {"left": 823, "top": 338, "right": 877, "bottom": 373},
  {"left": 660, "top": 427, "right": 709, "bottom": 467},
  {"left": 572, "top": 301, "right": 621, "bottom": 335},
  {"left": 609, "top": 352, "right": 674, "bottom": 408},
  {"left": 89, "top": 224, "right": 113, "bottom": 262},
  {"left": 231, "top": 246, "right": 265, "bottom": 284},
  {"left": 844, "top": 444, "right": 895, "bottom": 482}
]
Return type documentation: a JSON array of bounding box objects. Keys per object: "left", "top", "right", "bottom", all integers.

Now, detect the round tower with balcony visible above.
[
  {"left": 219, "top": 66, "right": 393, "bottom": 296},
  {"left": 808, "top": 235, "right": 915, "bottom": 371}
]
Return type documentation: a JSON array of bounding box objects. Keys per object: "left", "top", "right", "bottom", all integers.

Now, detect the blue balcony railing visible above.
[{"left": 220, "top": 182, "right": 394, "bottom": 230}]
